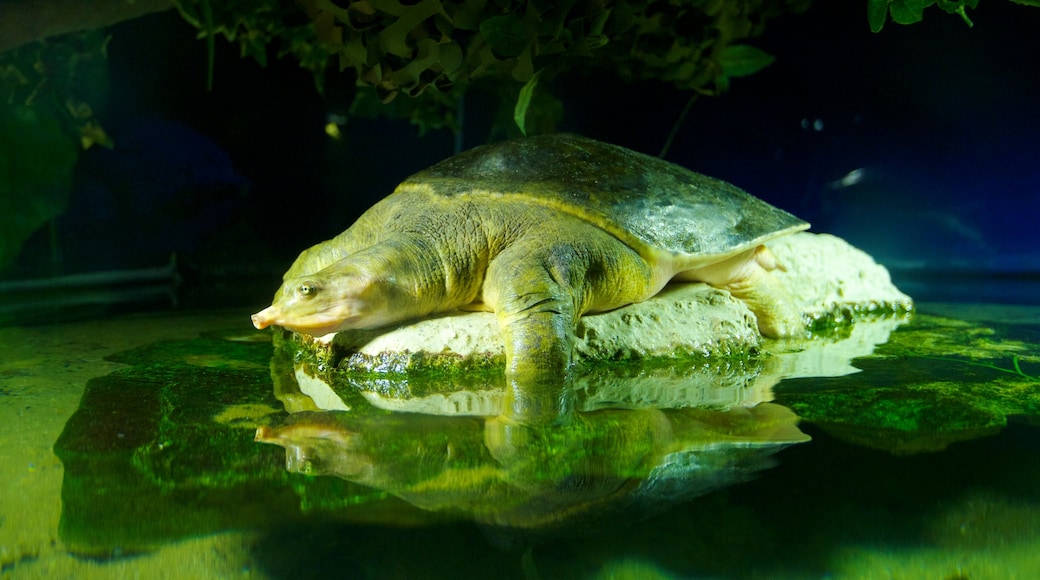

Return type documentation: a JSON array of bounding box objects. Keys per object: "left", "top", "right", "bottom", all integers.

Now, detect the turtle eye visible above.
[{"left": 297, "top": 282, "right": 320, "bottom": 298}]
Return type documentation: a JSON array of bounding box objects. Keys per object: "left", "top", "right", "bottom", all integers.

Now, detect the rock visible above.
[{"left": 769, "top": 232, "right": 913, "bottom": 320}]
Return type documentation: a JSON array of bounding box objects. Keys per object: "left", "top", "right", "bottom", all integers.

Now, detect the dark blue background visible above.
[{"left": 7, "top": 0, "right": 1039, "bottom": 308}]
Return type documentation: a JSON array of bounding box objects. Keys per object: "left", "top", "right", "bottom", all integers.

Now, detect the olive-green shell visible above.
[{"left": 398, "top": 134, "right": 809, "bottom": 258}]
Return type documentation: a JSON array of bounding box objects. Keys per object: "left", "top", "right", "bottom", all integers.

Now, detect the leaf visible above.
[
  {"left": 388, "top": 38, "right": 442, "bottom": 96},
  {"left": 0, "top": 105, "right": 78, "bottom": 270},
  {"left": 511, "top": 41, "right": 535, "bottom": 82},
  {"left": 714, "top": 73, "right": 730, "bottom": 94},
  {"left": 513, "top": 69, "right": 541, "bottom": 136},
  {"left": 888, "top": 0, "right": 933, "bottom": 25},
  {"left": 453, "top": 0, "right": 489, "bottom": 30},
  {"left": 717, "top": 44, "right": 775, "bottom": 78},
  {"left": 378, "top": 0, "right": 444, "bottom": 58},
  {"left": 481, "top": 14, "right": 532, "bottom": 59},
  {"left": 867, "top": 0, "right": 890, "bottom": 32}
]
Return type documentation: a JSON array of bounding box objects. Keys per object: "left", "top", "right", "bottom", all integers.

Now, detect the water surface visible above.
[{"left": 1, "top": 304, "right": 1038, "bottom": 579}]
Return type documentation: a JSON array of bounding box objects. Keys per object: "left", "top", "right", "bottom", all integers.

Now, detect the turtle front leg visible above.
[
  {"left": 497, "top": 307, "right": 577, "bottom": 422},
  {"left": 484, "top": 246, "right": 589, "bottom": 422}
]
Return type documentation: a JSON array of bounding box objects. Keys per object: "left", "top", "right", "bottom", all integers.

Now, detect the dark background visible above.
[{"left": 6, "top": 0, "right": 1040, "bottom": 317}]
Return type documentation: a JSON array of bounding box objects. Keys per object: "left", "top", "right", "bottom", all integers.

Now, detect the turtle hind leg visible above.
[
  {"left": 723, "top": 264, "right": 806, "bottom": 338},
  {"left": 684, "top": 245, "right": 806, "bottom": 338}
]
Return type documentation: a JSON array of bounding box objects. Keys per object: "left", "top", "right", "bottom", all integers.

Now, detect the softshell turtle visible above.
[{"left": 252, "top": 134, "right": 809, "bottom": 384}]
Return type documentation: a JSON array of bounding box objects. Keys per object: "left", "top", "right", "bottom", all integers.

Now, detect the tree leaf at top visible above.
[
  {"left": 888, "top": 0, "right": 934, "bottom": 25},
  {"left": 867, "top": 0, "right": 890, "bottom": 32}
]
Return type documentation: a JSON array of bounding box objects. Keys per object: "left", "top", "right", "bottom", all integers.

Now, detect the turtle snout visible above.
[{"left": 251, "top": 306, "right": 278, "bottom": 330}]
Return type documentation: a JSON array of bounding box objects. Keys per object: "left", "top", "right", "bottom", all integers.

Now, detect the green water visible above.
[{"left": 1, "top": 304, "right": 1039, "bottom": 579}]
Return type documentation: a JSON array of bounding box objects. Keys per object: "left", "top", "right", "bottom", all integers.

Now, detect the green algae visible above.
[
  {"left": 52, "top": 327, "right": 434, "bottom": 557},
  {"left": 775, "top": 313, "right": 1040, "bottom": 454},
  {"left": 922, "top": 354, "right": 1038, "bottom": 382},
  {"left": 803, "top": 303, "right": 914, "bottom": 340},
  {"left": 276, "top": 322, "right": 771, "bottom": 409}
]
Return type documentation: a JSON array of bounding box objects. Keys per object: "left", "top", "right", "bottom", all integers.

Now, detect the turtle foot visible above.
[{"left": 720, "top": 265, "right": 806, "bottom": 339}]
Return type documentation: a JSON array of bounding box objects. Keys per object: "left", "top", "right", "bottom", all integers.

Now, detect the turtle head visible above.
[{"left": 251, "top": 263, "right": 401, "bottom": 337}]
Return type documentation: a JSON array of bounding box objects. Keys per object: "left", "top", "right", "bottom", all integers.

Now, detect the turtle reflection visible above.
[
  {"left": 250, "top": 307, "right": 923, "bottom": 531},
  {"left": 257, "top": 401, "right": 808, "bottom": 530}
]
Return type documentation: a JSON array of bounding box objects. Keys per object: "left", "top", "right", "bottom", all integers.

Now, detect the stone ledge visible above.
[{"left": 770, "top": 232, "right": 912, "bottom": 321}]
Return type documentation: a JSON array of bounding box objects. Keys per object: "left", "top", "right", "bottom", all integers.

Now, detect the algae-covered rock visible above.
[
  {"left": 775, "top": 311, "right": 1040, "bottom": 453},
  {"left": 769, "top": 232, "right": 913, "bottom": 324},
  {"left": 277, "top": 315, "right": 911, "bottom": 425}
]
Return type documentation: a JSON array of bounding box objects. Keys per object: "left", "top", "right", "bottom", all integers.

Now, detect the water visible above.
[{"left": 1, "top": 303, "right": 1038, "bottom": 579}]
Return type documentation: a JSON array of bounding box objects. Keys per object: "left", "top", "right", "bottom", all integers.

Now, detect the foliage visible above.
[
  {"left": 170, "top": 0, "right": 808, "bottom": 135},
  {"left": 0, "top": 30, "right": 112, "bottom": 148},
  {"left": 868, "top": 0, "right": 979, "bottom": 32},
  {"left": 867, "top": 0, "right": 1040, "bottom": 33},
  {"left": 0, "top": 105, "right": 79, "bottom": 270},
  {"left": 0, "top": 31, "right": 112, "bottom": 270}
]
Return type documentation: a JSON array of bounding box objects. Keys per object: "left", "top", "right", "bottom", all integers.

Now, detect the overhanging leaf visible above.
[
  {"left": 513, "top": 69, "right": 541, "bottom": 136},
  {"left": 889, "top": 0, "right": 932, "bottom": 25},
  {"left": 867, "top": 0, "right": 890, "bottom": 32},
  {"left": 0, "top": 105, "right": 79, "bottom": 270},
  {"left": 717, "top": 44, "right": 775, "bottom": 78},
  {"left": 168, "top": 0, "right": 814, "bottom": 135}
]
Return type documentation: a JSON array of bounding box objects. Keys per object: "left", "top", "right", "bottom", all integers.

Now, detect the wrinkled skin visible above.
[{"left": 252, "top": 136, "right": 808, "bottom": 419}]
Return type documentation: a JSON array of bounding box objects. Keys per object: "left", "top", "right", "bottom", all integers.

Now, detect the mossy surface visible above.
[
  {"left": 776, "top": 312, "right": 1040, "bottom": 453},
  {"left": 278, "top": 321, "right": 771, "bottom": 404},
  {"left": 52, "top": 327, "right": 434, "bottom": 557},
  {"left": 804, "top": 304, "right": 913, "bottom": 339}
]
